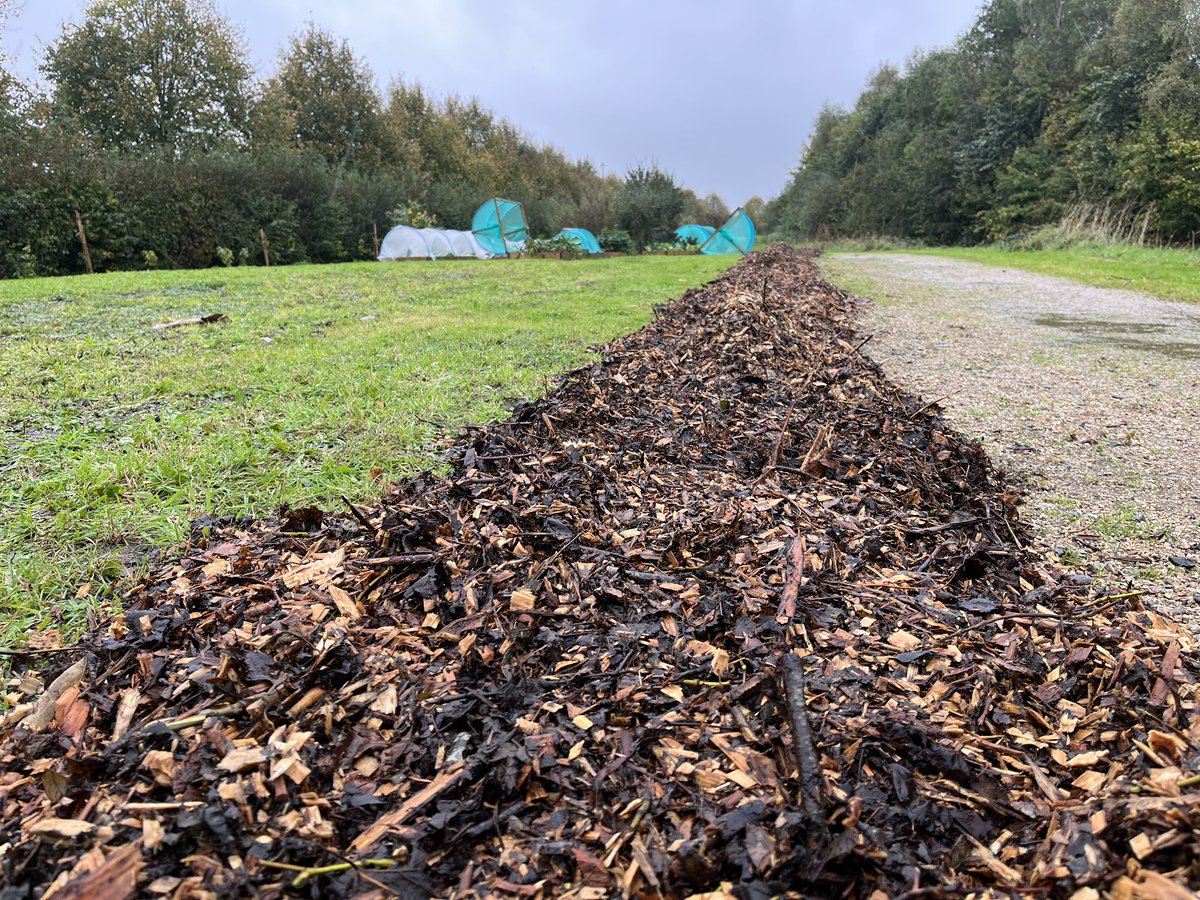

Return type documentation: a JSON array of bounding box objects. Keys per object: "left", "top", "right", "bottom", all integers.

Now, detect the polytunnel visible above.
[
  {"left": 674, "top": 224, "right": 715, "bottom": 247},
  {"left": 472, "top": 198, "right": 528, "bottom": 256},
  {"left": 699, "top": 208, "right": 756, "bottom": 255},
  {"left": 444, "top": 230, "right": 492, "bottom": 259},
  {"left": 378, "top": 225, "right": 433, "bottom": 260},
  {"left": 418, "top": 228, "right": 455, "bottom": 259},
  {"left": 555, "top": 228, "right": 602, "bottom": 254}
]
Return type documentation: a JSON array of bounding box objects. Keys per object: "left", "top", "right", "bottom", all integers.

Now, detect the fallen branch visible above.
[
  {"left": 152, "top": 313, "right": 227, "bottom": 331},
  {"left": 780, "top": 652, "right": 826, "bottom": 835}
]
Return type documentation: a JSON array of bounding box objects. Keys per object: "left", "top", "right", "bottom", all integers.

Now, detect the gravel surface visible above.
[{"left": 823, "top": 252, "right": 1200, "bottom": 628}]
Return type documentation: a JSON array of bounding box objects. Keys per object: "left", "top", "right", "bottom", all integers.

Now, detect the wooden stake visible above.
[
  {"left": 371, "top": 222, "right": 380, "bottom": 258},
  {"left": 259, "top": 228, "right": 271, "bottom": 267},
  {"left": 75, "top": 211, "right": 94, "bottom": 275}
]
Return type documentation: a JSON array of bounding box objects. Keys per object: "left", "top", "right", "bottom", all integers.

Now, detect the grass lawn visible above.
[
  {"left": 0, "top": 254, "right": 735, "bottom": 643},
  {"left": 905, "top": 245, "right": 1200, "bottom": 305}
]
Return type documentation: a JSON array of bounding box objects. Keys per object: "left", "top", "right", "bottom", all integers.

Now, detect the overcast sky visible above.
[{"left": 3, "top": 0, "right": 984, "bottom": 204}]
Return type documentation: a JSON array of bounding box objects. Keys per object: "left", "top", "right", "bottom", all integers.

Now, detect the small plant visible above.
[
  {"left": 1058, "top": 547, "right": 1085, "bottom": 567},
  {"left": 12, "top": 244, "right": 38, "bottom": 279},
  {"left": 216, "top": 246, "right": 234, "bottom": 267},
  {"left": 142, "top": 250, "right": 159, "bottom": 270},
  {"left": 238, "top": 247, "right": 250, "bottom": 266},
  {"left": 388, "top": 201, "right": 439, "bottom": 229},
  {"left": 598, "top": 228, "right": 634, "bottom": 253},
  {"left": 524, "top": 235, "right": 584, "bottom": 257}
]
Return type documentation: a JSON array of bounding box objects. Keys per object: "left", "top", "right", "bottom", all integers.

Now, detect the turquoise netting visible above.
[
  {"left": 471, "top": 198, "right": 528, "bottom": 256},
  {"left": 700, "top": 208, "right": 756, "bottom": 255},
  {"left": 556, "top": 228, "right": 602, "bottom": 254},
  {"left": 674, "top": 224, "right": 715, "bottom": 246}
]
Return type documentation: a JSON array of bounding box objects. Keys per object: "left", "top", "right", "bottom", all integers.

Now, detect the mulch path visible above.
[{"left": 2, "top": 246, "right": 1198, "bottom": 898}]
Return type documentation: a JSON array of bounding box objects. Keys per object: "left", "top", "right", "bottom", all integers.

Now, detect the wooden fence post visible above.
[
  {"left": 372, "top": 222, "right": 380, "bottom": 258},
  {"left": 75, "top": 211, "right": 94, "bottom": 275},
  {"left": 259, "top": 228, "right": 271, "bottom": 267}
]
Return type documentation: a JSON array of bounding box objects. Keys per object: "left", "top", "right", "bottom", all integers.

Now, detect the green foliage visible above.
[
  {"left": 913, "top": 244, "right": 1200, "bottom": 304},
  {"left": 0, "top": 254, "right": 736, "bottom": 640},
  {"left": 680, "top": 190, "right": 730, "bottom": 228},
  {"left": 771, "top": 0, "right": 1200, "bottom": 245},
  {"left": 215, "top": 246, "right": 234, "bottom": 267},
  {"left": 142, "top": 250, "right": 158, "bottom": 270},
  {"left": 0, "top": 2, "right": 696, "bottom": 276},
  {"left": 0, "top": 129, "right": 418, "bottom": 276},
  {"left": 388, "top": 201, "right": 438, "bottom": 229},
  {"left": 617, "top": 164, "right": 686, "bottom": 250},
  {"left": 524, "top": 235, "right": 584, "bottom": 257},
  {"left": 598, "top": 228, "right": 634, "bottom": 253},
  {"left": 41, "top": 0, "right": 252, "bottom": 151},
  {"left": 253, "top": 22, "right": 386, "bottom": 167}
]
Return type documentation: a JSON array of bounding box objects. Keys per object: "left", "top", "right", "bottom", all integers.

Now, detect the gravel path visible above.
[{"left": 823, "top": 252, "right": 1200, "bottom": 627}]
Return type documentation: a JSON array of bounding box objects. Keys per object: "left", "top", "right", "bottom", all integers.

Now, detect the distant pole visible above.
[
  {"left": 259, "top": 228, "right": 271, "bottom": 267},
  {"left": 74, "top": 211, "right": 94, "bottom": 275},
  {"left": 493, "top": 198, "right": 508, "bottom": 258},
  {"left": 372, "top": 222, "right": 380, "bottom": 258}
]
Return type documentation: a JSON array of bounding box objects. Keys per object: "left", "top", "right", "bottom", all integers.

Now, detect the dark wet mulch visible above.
[{"left": 3, "top": 245, "right": 1197, "bottom": 898}]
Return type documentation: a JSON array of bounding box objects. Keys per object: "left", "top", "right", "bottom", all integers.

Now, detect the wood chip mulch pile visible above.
[{"left": 3, "top": 245, "right": 1199, "bottom": 899}]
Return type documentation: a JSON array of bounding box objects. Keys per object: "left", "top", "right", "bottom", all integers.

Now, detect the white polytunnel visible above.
[
  {"left": 379, "top": 226, "right": 495, "bottom": 261},
  {"left": 418, "top": 228, "right": 454, "bottom": 259},
  {"left": 444, "top": 229, "right": 493, "bottom": 259},
  {"left": 378, "top": 225, "right": 433, "bottom": 260}
]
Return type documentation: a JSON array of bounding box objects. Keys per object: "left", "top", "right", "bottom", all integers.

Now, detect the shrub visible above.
[
  {"left": 216, "top": 246, "right": 234, "bottom": 267},
  {"left": 388, "top": 201, "right": 438, "bottom": 229},
  {"left": 598, "top": 228, "right": 633, "bottom": 253},
  {"left": 524, "top": 235, "right": 584, "bottom": 257},
  {"left": 616, "top": 164, "right": 685, "bottom": 249}
]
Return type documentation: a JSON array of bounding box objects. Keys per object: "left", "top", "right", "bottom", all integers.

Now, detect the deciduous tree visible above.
[
  {"left": 42, "top": 0, "right": 251, "bottom": 150},
  {"left": 617, "top": 164, "right": 685, "bottom": 249},
  {"left": 253, "top": 23, "right": 386, "bottom": 167}
]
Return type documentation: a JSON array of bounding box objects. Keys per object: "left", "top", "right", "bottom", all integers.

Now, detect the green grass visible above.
[
  {"left": 0, "top": 255, "right": 735, "bottom": 643},
  {"left": 907, "top": 246, "right": 1200, "bottom": 305},
  {"left": 1091, "top": 504, "right": 1156, "bottom": 542}
]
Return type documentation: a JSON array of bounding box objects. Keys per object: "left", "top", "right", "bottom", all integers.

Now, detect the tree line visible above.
[
  {"left": 766, "top": 0, "right": 1200, "bottom": 245},
  {"left": 0, "top": 0, "right": 745, "bottom": 277}
]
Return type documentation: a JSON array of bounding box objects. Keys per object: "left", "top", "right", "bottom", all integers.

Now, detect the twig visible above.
[
  {"left": 776, "top": 535, "right": 806, "bottom": 621},
  {"left": 259, "top": 858, "right": 397, "bottom": 889},
  {"left": 0, "top": 645, "right": 85, "bottom": 657},
  {"left": 341, "top": 496, "right": 375, "bottom": 533},
  {"left": 779, "top": 652, "right": 827, "bottom": 835},
  {"left": 942, "top": 612, "right": 1063, "bottom": 642},
  {"left": 154, "top": 703, "right": 244, "bottom": 731},
  {"left": 764, "top": 400, "right": 797, "bottom": 472},
  {"left": 911, "top": 395, "right": 951, "bottom": 418},
  {"left": 354, "top": 553, "right": 438, "bottom": 568},
  {"left": 1097, "top": 590, "right": 1146, "bottom": 602},
  {"left": 906, "top": 516, "right": 988, "bottom": 536}
]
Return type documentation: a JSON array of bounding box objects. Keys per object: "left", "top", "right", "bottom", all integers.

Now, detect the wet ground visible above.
[
  {"left": 823, "top": 252, "right": 1200, "bottom": 628},
  {"left": 1032, "top": 313, "right": 1200, "bottom": 360}
]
